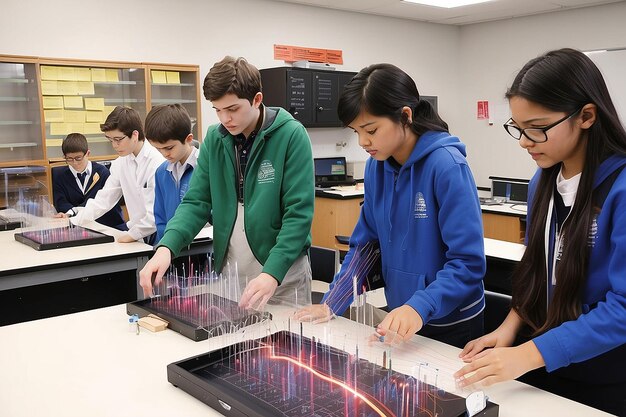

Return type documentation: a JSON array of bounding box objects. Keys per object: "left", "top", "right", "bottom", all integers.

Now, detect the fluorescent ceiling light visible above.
[{"left": 402, "top": 0, "right": 494, "bottom": 8}]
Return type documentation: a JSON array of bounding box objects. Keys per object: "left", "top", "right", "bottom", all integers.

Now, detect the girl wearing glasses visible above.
[{"left": 456, "top": 48, "right": 626, "bottom": 415}]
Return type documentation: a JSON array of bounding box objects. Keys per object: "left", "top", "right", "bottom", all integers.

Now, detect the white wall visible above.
[
  {"left": 0, "top": 0, "right": 460, "bottom": 178},
  {"left": 2, "top": 0, "right": 625, "bottom": 184},
  {"left": 457, "top": 2, "right": 626, "bottom": 186}
]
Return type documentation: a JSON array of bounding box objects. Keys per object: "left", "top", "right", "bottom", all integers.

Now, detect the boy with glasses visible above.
[
  {"left": 72, "top": 106, "right": 164, "bottom": 243},
  {"left": 53, "top": 133, "right": 125, "bottom": 230}
]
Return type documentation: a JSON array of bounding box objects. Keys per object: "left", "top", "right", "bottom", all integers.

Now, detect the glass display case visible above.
[
  {"left": 39, "top": 63, "right": 147, "bottom": 160},
  {"left": 0, "top": 59, "right": 44, "bottom": 164},
  {"left": 149, "top": 65, "right": 201, "bottom": 141},
  {"left": 0, "top": 55, "right": 202, "bottom": 208}
]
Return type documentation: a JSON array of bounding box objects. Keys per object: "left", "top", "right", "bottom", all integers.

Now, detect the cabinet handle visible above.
[{"left": 317, "top": 106, "right": 324, "bottom": 112}]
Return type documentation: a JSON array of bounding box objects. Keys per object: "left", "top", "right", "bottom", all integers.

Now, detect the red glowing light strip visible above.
[{"left": 268, "top": 352, "right": 395, "bottom": 417}]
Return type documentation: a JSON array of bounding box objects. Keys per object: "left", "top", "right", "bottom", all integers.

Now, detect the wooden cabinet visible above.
[
  {"left": 0, "top": 54, "right": 202, "bottom": 210},
  {"left": 482, "top": 212, "right": 524, "bottom": 243},
  {"left": 311, "top": 196, "right": 363, "bottom": 250}
]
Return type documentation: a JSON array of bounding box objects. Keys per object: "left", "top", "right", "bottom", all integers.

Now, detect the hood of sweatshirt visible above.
[{"left": 381, "top": 130, "right": 466, "bottom": 250}]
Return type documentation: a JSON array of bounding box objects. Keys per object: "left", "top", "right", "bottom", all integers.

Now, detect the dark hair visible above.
[
  {"left": 100, "top": 106, "right": 145, "bottom": 141},
  {"left": 62, "top": 133, "right": 88, "bottom": 155},
  {"left": 145, "top": 104, "right": 192, "bottom": 144},
  {"left": 203, "top": 56, "right": 261, "bottom": 103},
  {"left": 506, "top": 48, "right": 626, "bottom": 335},
  {"left": 337, "top": 63, "right": 448, "bottom": 136}
]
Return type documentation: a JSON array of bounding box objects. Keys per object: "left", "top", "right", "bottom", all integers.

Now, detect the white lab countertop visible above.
[
  {"left": 481, "top": 202, "right": 527, "bottom": 217},
  {"left": 1, "top": 220, "right": 152, "bottom": 275},
  {"left": 0, "top": 303, "right": 610, "bottom": 417},
  {"left": 484, "top": 237, "right": 525, "bottom": 262}
]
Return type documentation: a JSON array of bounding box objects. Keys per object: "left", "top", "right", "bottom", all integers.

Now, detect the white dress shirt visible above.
[
  {"left": 73, "top": 140, "right": 165, "bottom": 240},
  {"left": 166, "top": 146, "right": 199, "bottom": 186}
]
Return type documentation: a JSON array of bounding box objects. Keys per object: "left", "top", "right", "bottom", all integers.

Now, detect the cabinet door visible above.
[
  {"left": 39, "top": 63, "right": 146, "bottom": 160},
  {"left": 0, "top": 61, "right": 44, "bottom": 164},
  {"left": 286, "top": 70, "right": 312, "bottom": 125},
  {"left": 149, "top": 68, "right": 201, "bottom": 142},
  {"left": 313, "top": 72, "right": 339, "bottom": 125}
]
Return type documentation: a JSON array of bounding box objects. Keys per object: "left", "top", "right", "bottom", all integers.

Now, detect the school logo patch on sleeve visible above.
[
  {"left": 414, "top": 192, "right": 428, "bottom": 219},
  {"left": 257, "top": 160, "right": 276, "bottom": 184}
]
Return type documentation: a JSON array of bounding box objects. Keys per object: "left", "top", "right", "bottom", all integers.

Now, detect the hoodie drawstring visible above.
[{"left": 399, "top": 165, "right": 414, "bottom": 251}]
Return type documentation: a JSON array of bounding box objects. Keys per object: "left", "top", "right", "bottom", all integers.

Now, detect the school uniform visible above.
[
  {"left": 73, "top": 140, "right": 165, "bottom": 241},
  {"left": 153, "top": 146, "right": 199, "bottom": 243},
  {"left": 52, "top": 161, "right": 125, "bottom": 230},
  {"left": 519, "top": 155, "right": 626, "bottom": 415}
]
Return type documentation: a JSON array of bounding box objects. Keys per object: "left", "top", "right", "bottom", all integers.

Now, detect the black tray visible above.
[
  {"left": 167, "top": 330, "right": 499, "bottom": 417},
  {"left": 127, "top": 293, "right": 272, "bottom": 342},
  {"left": 14, "top": 225, "right": 114, "bottom": 250}
]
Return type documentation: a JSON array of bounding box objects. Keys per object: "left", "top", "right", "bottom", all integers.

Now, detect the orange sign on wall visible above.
[{"left": 274, "top": 44, "right": 343, "bottom": 65}]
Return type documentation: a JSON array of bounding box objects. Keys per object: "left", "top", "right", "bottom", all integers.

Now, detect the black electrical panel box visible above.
[{"left": 260, "top": 67, "right": 357, "bottom": 128}]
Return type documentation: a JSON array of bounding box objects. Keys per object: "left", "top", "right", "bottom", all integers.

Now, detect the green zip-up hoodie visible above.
[{"left": 158, "top": 107, "right": 314, "bottom": 282}]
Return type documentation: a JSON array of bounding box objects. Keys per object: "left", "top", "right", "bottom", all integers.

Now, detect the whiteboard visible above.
[{"left": 588, "top": 48, "right": 626, "bottom": 125}]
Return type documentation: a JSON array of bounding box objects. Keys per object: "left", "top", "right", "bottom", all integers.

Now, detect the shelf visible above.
[
  {"left": 151, "top": 98, "right": 196, "bottom": 104},
  {"left": 151, "top": 82, "right": 195, "bottom": 87},
  {"left": 0, "top": 142, "right": 38, "bottom": 149},
  {"left": 94, "top": 81, "right": 139, "bottom": 86},
  {"left": 0, "top": 97, "right": 29, "bottom": 102},
  {"left": 0, "top": 121, "right": 34, "bottom": 126},
  {"left": 103, "top": 98, "right": 145, "bottom": 104},
  {"left": 0, "top": 78, "right": 29, "bottom": 84},
  {"left": 46, "top": 137, "right": 109, "bottom": 147}
]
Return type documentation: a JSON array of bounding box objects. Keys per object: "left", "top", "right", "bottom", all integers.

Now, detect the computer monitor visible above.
[
  {"left": 490, "top": 176, "right": 529, "bottom": 204},
  {"left": 314, "top": 157, "right": 348, "bottom": 186}
]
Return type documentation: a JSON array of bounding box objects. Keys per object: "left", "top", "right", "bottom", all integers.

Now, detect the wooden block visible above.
[{"left": 138, "top": 315, "right": 169, "bottom": 332}]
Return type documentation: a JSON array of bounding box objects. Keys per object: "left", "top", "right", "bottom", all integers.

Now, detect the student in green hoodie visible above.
[{"left": 139, "top": 56, "right": 315, "bottom": 309}]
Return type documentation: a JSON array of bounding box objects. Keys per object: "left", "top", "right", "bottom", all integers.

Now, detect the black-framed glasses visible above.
[
  {"left": 503, "top": 107, "right": 583, "bottom": 143},
  {"left": 64, "top": 155, "right": 85, "bottom": 163},
  {"left": 105, "top": 134, "right": 128, "bottom": 144}
]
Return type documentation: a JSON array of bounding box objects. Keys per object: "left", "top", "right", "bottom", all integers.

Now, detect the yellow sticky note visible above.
[
  {"left": 103, "top": 106, "right": 117, "bottom": 117},
  {"left": 64, "top": 110, "right": 86, "bottom": 123},
  {"left": 85, "top": 111, "right": 104, "bottom": 123},
  {"left": 44, "top": 109, "right": 64, "bottom": 123},
  {"left": 75, "top": 68, "right": 92, "bottom": 81},
  {"left": 42, "top": 96, "right": 64, "bottom": 109},
  {"left": 58, "top": 81, "right": 79, "bottom": 95},
  {"left": 63, "top": 96, "right": 83, "bottom": 109},
  {"left": 58, "top": 67, "right": 77, "bottom": 81},
  {"left": 151, "top": 70, "right": 167, "bottom": 84},
  {"left": 84, "top": 123, "right": 102, "bottom": 135},
  {"left": 105, "top": 69, "right": 119, "bottom": 82},
  {"left": 91, "top": 68, "right": 106, "bottom": 82},
  {"left": 77, "top": 81, "right": 95, "bottom": 95},
  {"left": 66, "top": 123, "right": 85, "bottom": 134},
  {"left": 50, "top": 123, "right": 68, "bottom": 136},
  {"left": 41, "top": 66, "right": 60, "bottom": 80},
  {"left": 84, "top": 97, "right": 105, "bottom": 111},
  {"left": 46, "top": 138, "right": 63, "bottom": 147},
  {"left": 166, "top": 71, "right": 180, "bottom": 84},
  {"left": 41, "top": 80, "right": 59, "bottom": 95}
]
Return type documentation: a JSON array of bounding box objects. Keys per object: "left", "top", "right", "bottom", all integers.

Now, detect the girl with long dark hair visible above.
[
  {"left": 295, "top": 63, "right": 486, "bottom": 348},
  {"left": 455, "top": 48, "right": 626, "bottom": 415}
]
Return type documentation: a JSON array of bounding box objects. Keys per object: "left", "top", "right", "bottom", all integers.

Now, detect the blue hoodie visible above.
[
  {"left": 529, "top": 155, "right": 626, "bottom": 376},
  {"left": 154, "top": 161, "right": 195, "bottom": 243},
  {"left": 324, "top": 131, "right": 486, "bottom": 326}
]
